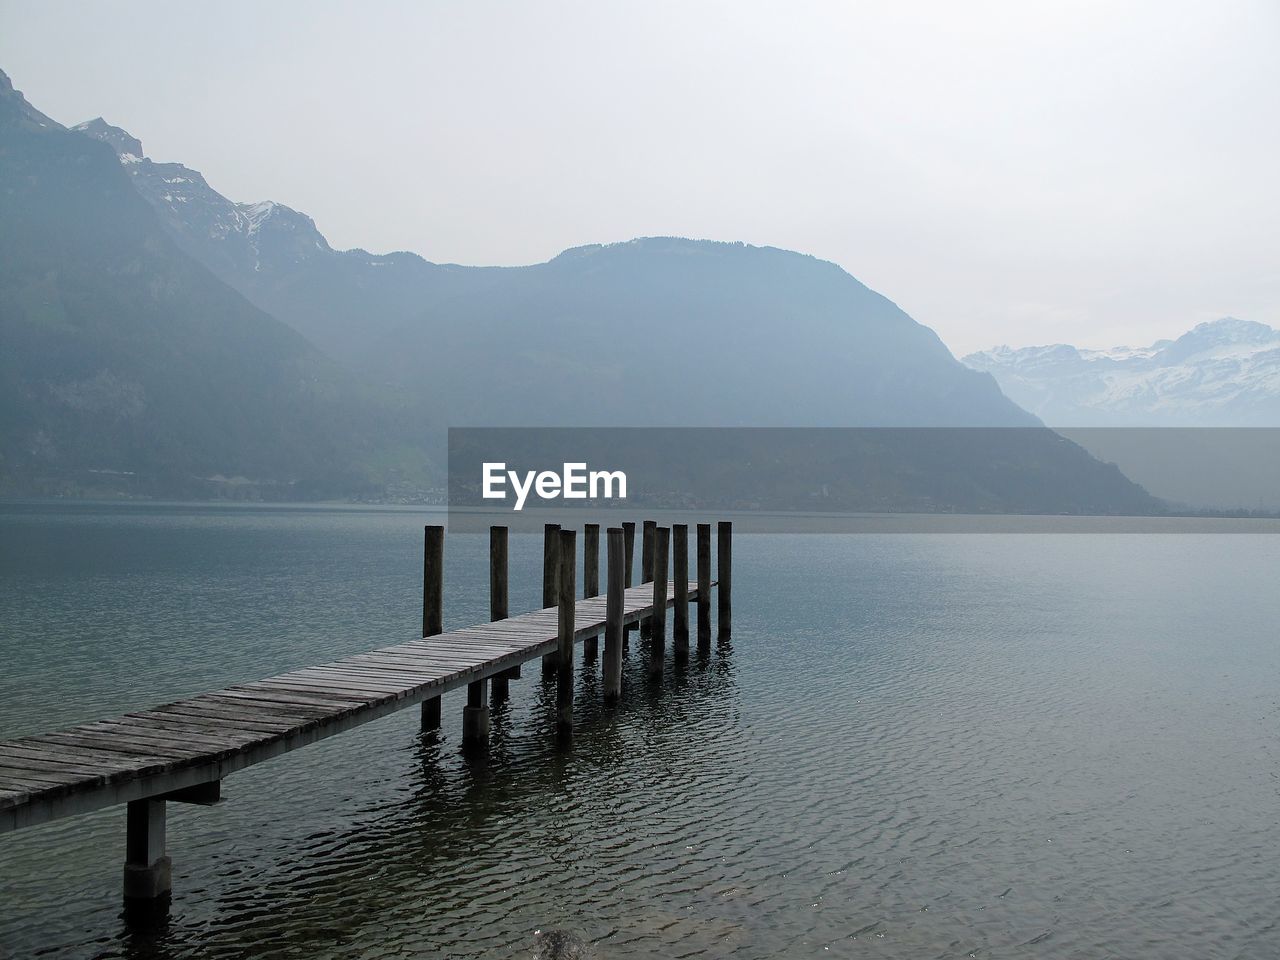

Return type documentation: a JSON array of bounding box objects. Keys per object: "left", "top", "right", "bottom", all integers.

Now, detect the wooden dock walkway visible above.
[{"left": 0, "top": 520, "right": 732, "bottom": 912}]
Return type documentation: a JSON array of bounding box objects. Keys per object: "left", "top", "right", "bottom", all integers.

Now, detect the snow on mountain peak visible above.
[
  {"left": 71, "top": 118, "right": 144, "bottom": 160},
  {"left": 963, "top": 318, "right": 1280, "bottom": 426}
]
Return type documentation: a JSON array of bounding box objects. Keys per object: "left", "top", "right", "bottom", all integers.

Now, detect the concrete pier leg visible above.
[
  {"left": 123, "top": 798, "right": 171, "bottom": 903},
  {"left": 490, "top": 675, "right": 510, "bottom": 703},
  {"left": 462, "top": 680, "right": 490, "bottom": 748},
  {"left": 421, "top": 697, "right": 442, "bottom": 731}
]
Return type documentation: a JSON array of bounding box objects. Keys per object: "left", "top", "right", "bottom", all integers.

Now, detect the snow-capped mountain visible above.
[
  {"left": 964, "top": 318, "right": 1280, "bottom": 426},
  {"left": 71, "top": 117, "right": 472, "bottom": 365},
  {"left": 71, "top": 118, "right": 339, "bottom": 275}
]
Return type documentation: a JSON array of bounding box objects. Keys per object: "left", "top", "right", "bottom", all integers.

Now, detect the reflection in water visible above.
[{"left": 182, "top": 650, "right": 740, "bottom": 960}]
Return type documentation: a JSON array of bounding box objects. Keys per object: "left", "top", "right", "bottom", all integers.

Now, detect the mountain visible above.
[
  {"left": 70, "top": 117, "right": 488, "bottom": 372},
  {"left": 73, "top": 118, "right": 1037, "bottom": 428},
  {"left": 0, "top": 70, "right": 421, "bottom": 500},
  {"left": 964, "top": 318, "right": 1280, "bottom": 426}
]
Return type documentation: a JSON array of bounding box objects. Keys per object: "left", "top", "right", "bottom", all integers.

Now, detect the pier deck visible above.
[{"left": 0, "top": 581, "right": 701, "bottom": 833}]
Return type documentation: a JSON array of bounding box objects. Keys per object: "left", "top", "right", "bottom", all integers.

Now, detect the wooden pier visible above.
[{"left": 0, "top": 520, "right": 732, "bottom": 912}]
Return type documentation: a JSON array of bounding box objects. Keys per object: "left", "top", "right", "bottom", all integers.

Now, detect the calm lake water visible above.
[{"left": 1, "top": 501, "right": 1278, "bottom": 959}]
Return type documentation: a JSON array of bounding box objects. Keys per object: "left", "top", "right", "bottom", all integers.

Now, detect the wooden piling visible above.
[
  {"left": 696, "top": 522, "right": 712, "bottom": 653},
  {"left": 604, "top": 527, "right": 624, "bottom": 703},
  {"left": 542, "top": 523, "right": 561, "bottom": 674},
  {"left": 463, "top": 528, "right": 494, "bottom": 749},
  {"left": 556, "top": 529, "right": 577, "bottom": 736},
  {"left": 673, "top": 524, "right": 689, "bottom": 657},
  {"left": 123, "top": 798, "right": 170, "bottom": 902},
  {"left": 718, "top": 520, "right": 732, "bottom": 641},
  {"left": 622, "top": 521, "right": 636, "bottom": 645},
  {"left": 650, "top": 526, "right": 669, "bottom": 677},
  {"left": 640, "top": 519, "right": 656, "bottom": 638},
  {"left": 489, "top": 525, "right": 517, "bottom": 702},
  {"left": 421, "top": 525, "right": 444, "bottom": 730},
  {"left": 583, "top": 523, "right": 600, "bottom": 661}
]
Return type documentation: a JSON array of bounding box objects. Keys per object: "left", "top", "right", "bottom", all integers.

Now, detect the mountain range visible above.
[
  {"left": 0, "top": 67, "right": 1162, "bottom": 513},
  {"left": 964, "top": 318, "right": 1280, "bottom": 427},
  {"left": 71, "top": 113, "right": 1033, "bottom": 430}
]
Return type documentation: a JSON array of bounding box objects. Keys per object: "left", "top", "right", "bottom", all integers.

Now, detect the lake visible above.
[{"left": 1, "top": 501, "right": 1277, "bottom": 958}]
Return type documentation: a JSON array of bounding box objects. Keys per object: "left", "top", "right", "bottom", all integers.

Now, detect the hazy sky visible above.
[{"left": 2, "top": 0, "right": 1276, "bottom": 354}]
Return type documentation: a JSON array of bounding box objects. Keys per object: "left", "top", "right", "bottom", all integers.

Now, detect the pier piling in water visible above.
[
  {"left": 673, "top": 524, "right": 689, "bottom": 657},
  {"left": 697, "top": 523, "right": 712, "bottom": 653},
  {"left": 556, "top": 529, "right": 577, "bottom": 736},
  {"left": 542, "top": 523, "right": 561, "bottom": 675},
  {"left": 604, "top": 527, "right": 624, "bottom": 702},
  {"left": 489, "top": 526, "right": 516, "bottom": 703},
  {"left": 622, "top": 521, "right": 636, "bottom": 646},
  {"left": 718, "top": 521, "right": 732, "bottom": 641},
  {"left": 463, "top": 677, "right": 490, "bottom": 748},
  {"left": 421, "top": 525, "right": 444, "bottom": 730},
  {"left": 650, "top": 526, "right": 670, "bottom": 677},
  {"left": 640, "top": 520, "right": 656, "bottom": 638},
  {"left": 582, "top": 523, "right": 600, "bottom": 661},
  {"left": 123, "top": 798, "right": 169, "bottom": 903}
]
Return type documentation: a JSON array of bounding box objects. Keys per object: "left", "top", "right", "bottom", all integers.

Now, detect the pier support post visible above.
[
  {"left": 463, "top": 678, "right": 490, "bottom": 748},
  {"left": 489, "top": 525, "right": 516, "bottom": 703},
  {"left": 650, "top": 526, "right": 669, "bottom": 678},
  {"left": 421, "top": 525, "right": 444, "bottom": 731},
  {"left": 557, "top": 529, "right": 577, "bottom": 737},
  {"left": 696, "top": 523, "right": 712, "bottom": 654},
  {"left": 541, "top": 523, "right": 561, "bottom": 676},
  {"left": 583, "top": 523, "right": 600, "bottom": 661},
  {"left": 672, "top": 524, "right": 689, "bottom": 659},
  {"left": 717, "top": 521, "right": 732, "bottom": 642},
  {"left": 123, "top": 798, "right": 170, "bottom": 903},
  {"left": 640, "top": 520, "right": 656, "bottom": 638},
  {"left": 622, "top": 521, "right": 636, "bottom": 647},
  {"left": 604, "top": 527, "right": 624, "bottom": 703}
]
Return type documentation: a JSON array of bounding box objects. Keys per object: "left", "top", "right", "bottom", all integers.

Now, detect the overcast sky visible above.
[{"left": 2, "top": 0, "right": 1276, "bottom": 354}]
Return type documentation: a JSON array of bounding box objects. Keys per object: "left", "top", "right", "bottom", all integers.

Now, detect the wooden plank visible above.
[
  {"left": 218, "top": 685, "right": 369, "bottom": 709},
  {"left": 0, "top": 769, "right": 71, "bottom": 790},
  {"left": 152, "top": 705, "right": 307, "bottom": 733},
  {"left": 33, "top": 731, "right": 201, "bottom": 762},
  {"left": 0, "top": 743, "right": 162, "bottom": 776},
  {"left": 4, "top": 738, "right": 173, "bottom": 770},
  {"left": 0, "top": 754, "right": 120, "bottom": 783},
  {"left": 194, "top": 692, "right": 345, "bottom": 718}
]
